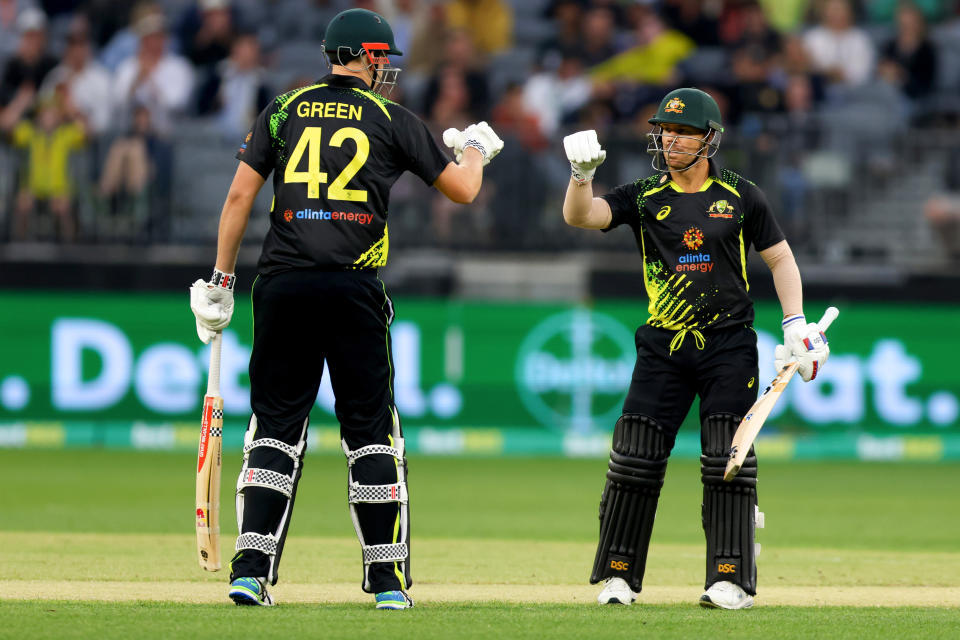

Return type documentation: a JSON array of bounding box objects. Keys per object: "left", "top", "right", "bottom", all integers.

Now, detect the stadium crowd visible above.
[{"left": 1, "top": 0, "right": 959, "bottom": 263}]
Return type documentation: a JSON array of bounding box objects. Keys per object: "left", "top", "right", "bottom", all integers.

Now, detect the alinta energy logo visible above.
[
  {"left": 677, "top": 226, "right": 714, "bottom": 273},
  {"left": 284, "top": 208, "right": 375, "bottom": 225},
  {"left": 515, "top": 309, "right": 635, "bottom": 434}
]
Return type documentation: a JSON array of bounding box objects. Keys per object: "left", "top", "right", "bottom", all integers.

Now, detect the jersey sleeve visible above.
[
  {"left": 742, "top": 180, "right": 785, "bottom": 251},
  {"left": 235, "top": 101, "right": 276, "bottom": 178},
  {"left": 391, "top": 107, "right": 451, "bottom": 186},
  {"left": 600, "top": 182, "right": 640, "bottom": 231}
]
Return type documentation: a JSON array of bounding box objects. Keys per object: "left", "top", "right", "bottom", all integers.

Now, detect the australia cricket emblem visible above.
[
  {"left": 664, "top": 97, "right": 685, "bottom": 113},
  {"left": 707, "top": 200, "right": 735, "bottom": 219}
]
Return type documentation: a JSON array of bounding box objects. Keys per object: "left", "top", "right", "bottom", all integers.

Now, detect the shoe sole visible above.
[{"left": 699, "top": 595, "right": 753, "bottom": 610}]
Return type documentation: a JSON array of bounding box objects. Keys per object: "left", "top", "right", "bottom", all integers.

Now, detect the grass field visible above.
[{"left": 3, "top": 449, "right": 959, "bottom": 638}]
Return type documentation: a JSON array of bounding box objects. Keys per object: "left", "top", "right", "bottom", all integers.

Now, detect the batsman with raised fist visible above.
[
  {"left": 561, "top": 88, "right": 832, "bottom": 609},
  {"left": 189, "top": 7, "right": 503, "bottom": 609}
]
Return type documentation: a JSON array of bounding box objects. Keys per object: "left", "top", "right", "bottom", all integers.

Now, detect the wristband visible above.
[
  {"left": 211, "top": 268, "right": 236, "bottom": 290},
  {"left": 463, "top": 139, "right": 487, "bottom": 159}
]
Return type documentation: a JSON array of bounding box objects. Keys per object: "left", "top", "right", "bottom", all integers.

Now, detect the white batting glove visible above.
[
  {"left": 443, "top": 121, "right": 504, "bottom": 166},
  {"left": 563, "top": 129, "right": 606, "bottom": 184},
  {"left": 777, "top": 314, "right": 830, "bottom": 382},
  {"left": 189, "top": 270, "right": 235, "bottom": 344}
]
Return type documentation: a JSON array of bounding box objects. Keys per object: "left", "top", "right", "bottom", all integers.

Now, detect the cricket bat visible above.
[
  {"left": 723, "top": 306, "right": 839, "bottom": 482},
  {"left": 196, "top": 331, "right": 223, "bottom": 571}
]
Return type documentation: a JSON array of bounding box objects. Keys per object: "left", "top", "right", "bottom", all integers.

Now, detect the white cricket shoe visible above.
[
  {"left": 699, "top": 581, "right": 753, "bottom": 609},
  {"left": 597, "top": 577, "right": 638, "bottom": 605}
]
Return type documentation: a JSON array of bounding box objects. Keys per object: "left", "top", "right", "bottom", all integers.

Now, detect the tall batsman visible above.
[
  {"left": 562, "top": 88, "right": 831, "bottom": 609},
  {"left": 188, "top": 8, "right": 503, "bottom": 609}
]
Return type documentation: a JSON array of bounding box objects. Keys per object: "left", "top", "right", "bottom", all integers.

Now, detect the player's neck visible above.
[
  {"left": 669, "top": 158, "right": 710, "bottom": 193},
  {"left": 331, "top": 64, "right": 374, "bottom": 88}
]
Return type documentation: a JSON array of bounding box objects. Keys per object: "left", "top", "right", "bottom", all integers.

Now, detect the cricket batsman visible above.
[
  {"left": 189, "top": 8, "right": 503, "bottom": 608},
  {"left": 561, "top": 88, "right": 832, "bottom": 608}
]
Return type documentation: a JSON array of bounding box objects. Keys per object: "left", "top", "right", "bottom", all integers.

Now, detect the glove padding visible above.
[
  {"left": 442, "top": 121, "right": 504, "bottom": 166},
  {"left": 190, "top": 279, "right": 234, "bottom": 344},
  {"left": 776, "top": 316, "right": 830, "bottom": 381},
  {"left": 563, "top": 129, "right": 606, "bottom": 184}
]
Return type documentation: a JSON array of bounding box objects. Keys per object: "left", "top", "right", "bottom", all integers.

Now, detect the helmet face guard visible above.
[
  {"left": 646, "top": 123, "right": 722, "bottom": 173},
  {"left": 322, "top": 42, "right": 402, "bottom": 96}
]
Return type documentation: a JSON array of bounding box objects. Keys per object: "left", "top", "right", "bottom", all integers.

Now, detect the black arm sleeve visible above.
[
  {"left": 392, "top": 107, "right": 452, "bottom": 186},
  {"left": 235, "top": 101, "right": 276, "bottom": 179},
  {"left": 742, "top": 181, "right": 785, "bottom": 251},
  {"left": 600, "top": 182, "right": 640, "bottom": 231}
]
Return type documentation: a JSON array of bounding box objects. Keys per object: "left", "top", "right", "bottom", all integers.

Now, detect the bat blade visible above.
[
  {"left": 196, "top": 393, "right": 223, "bottom": 571},
  {"left": 723, "top": 361, "right": 799, "bottom": 481}
]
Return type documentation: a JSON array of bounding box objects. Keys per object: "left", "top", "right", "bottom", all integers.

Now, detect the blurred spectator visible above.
[
  {"left": 491, "top": 81, "right": 548, "bottom": 153},
  {"left": 802, "top": 0, "right": 875, "bottom": 87},
  {"left": 177, "top": 0, "right": 238, "bottom": 69},
  {"left": 39, "top": 17, "right": 111, "bottom": 135},
  {"left": 661, "top": 0, "right": 721, "bottom": 46},
  {"left": 729, "top": 1, "right": 781, "bottom": 58},
  {"left": 757, "top": 0, "right": 811, "bottom": 33},
  {"left": 2, "top": 92, "right": 85, "bottom": 241},
  {"left": 196, "top": 31, "right": 271, "bottom": 141},
  {"left": 99, "top": 1, "right": 164, "bottom": 72},
  {"left": 877, "top": 2, "right": 937, "bottom": 101},
  {"left": 421, "top": 29, "right": 490, "bottom": 128},
  {"left": 0, "top": 1, "right": 39, "bottom": 62},
  {"left": 112, "top": 12, "right": 192, "bottom": 241},
  {"left": 580, "top": 7, "right": 618, "bottom": 67},
  {"left": 522, "top": 51, "right": 592, "bottom": 137},
  {"left": 404, "top": 2, "right": 449, "bottom": 75},
  {"left": 112, "top": 12, "right": 194, "bottom": 136},
  {"left": 536, "top": 0, "right": 584, "bottom": 71},
  {"left": 778, "top": 34, "right": 826, "bottom": 102},
  {"left": 589, "top": 6, "right": 695, "bottom": 86},
  {"left": 444, "top": 0, "right": 513, "bottom": 57},
  {"left": 0, "top": 8, "right": 56, "bottom": 114},
  {"left": 98, "top": 103, "right": 151, "bottom": 230}
]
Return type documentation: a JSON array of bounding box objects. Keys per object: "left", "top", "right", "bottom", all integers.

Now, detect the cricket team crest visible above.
[
  {"left": 707, "top": 200, "right": 735, "bottom": 219},
  {"left": 682, "top": 226, "right": 705, "bottom": 250},
  {"left": 664, "top": 97, "right": 685, "bottom": 113}
]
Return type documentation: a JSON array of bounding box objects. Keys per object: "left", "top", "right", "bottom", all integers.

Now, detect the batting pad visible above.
[
  {"left": 590, "top": 414, "right": 672, "bottom": 592},
  {"left": 342, "top": 406, "right": 411, "bottom": 593},
  {"left": 701, "top": 413, "right": 759, "bottom": 595},
  {"left": 234, "top": 414, "right": 308, "bottom": 585}
]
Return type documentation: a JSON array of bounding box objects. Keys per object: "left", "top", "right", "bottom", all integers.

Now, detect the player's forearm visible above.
[
  {"left": 214, "top": 193, "right": 253, "bottom": 274},
  {"left": 761, "top": 241, "right": 803, "bottom": 317},
  {"left": 433, "top": 148, "right": 483, "bottom": 204},
  {"left": 563, "top": 179, "right": 594, "bottom": 226}
]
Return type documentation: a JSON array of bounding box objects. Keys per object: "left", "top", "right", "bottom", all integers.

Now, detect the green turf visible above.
[
  {"left": 3, "top": 450, "right": 959, "bottom": 638},
  {"left": 2, "top": 602, "right": 959, "bottom": 640},
  {"left": 3, "top": 450, "right": 958, "bottom": 551}
]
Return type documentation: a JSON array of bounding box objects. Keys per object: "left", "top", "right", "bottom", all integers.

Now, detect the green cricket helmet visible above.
[
  {"left": 322, "top": 8, "right": 402, "bottom": 93},
  {"left": 646, "top": 87, "right": 724, "bottom": 173}
]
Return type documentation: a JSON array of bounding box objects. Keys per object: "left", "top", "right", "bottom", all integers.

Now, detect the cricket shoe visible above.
[
  {"left": 229, "top": 577, "right": 275, "bottom": 606},
  {"left": 699, "top": 581, "right": 753, "bottom": 609},
  {"left": 375, "top": 590, "right": 414, "bottom": 610},
  {"left": 597, "top": 577, "right": 638, "bottom": 605}
]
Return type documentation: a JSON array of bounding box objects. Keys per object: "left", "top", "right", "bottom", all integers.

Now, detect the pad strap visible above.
[
  {"left": 349, "top": 482, "right": 408, "bottom": 504},
  {"left": 363, "top": 542, "right": 409, "bottom": 564},
  {"left": 236, "top": 532, "right": 278, "bottom": 555},
  {"left": 344, "top": 443, "right": 403, "bottom": 465},
  {"left": 243, "top": 437, "right": 301, "bottom": 460},
  {"left": 239, "top": 467, "right": 294, "bottom": 497}
]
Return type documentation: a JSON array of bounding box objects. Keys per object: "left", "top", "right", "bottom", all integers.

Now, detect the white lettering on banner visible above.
[
  {"left": 792, "top": 355, "right": 864, "bottom": 423},
  {"left": 867, "top": 340, "right": 923, "bottom": 425},
  {"left": 52, "top": 319, "right": 132, "bottom": 410},
  {"left": 135, "top": 343, "right": 200, "bottom": 413}
]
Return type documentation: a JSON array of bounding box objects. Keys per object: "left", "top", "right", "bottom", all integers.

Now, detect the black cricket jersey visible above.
[
  {"left": 601, "top": 161, "right": 784, "bottom": 331},
  {"left": 237, "top": 74, "right": 451, "bottom": 274}
]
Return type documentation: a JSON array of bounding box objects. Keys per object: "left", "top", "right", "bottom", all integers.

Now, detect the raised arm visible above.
[{"left": 562, "top": 130, "right": 613, "bottom": 229}]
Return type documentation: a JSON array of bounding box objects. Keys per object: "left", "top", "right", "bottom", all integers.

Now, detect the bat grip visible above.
[{"left": 207, "top": 332, "right": 222, "bottom": 397}]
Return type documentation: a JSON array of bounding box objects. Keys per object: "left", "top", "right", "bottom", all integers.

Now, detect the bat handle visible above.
[
  {"left": 206, "top": 332, "right": 222, "bottom": 397},
  {"left": 817, "top": 306, "right": 839, "bottom": 333}
]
